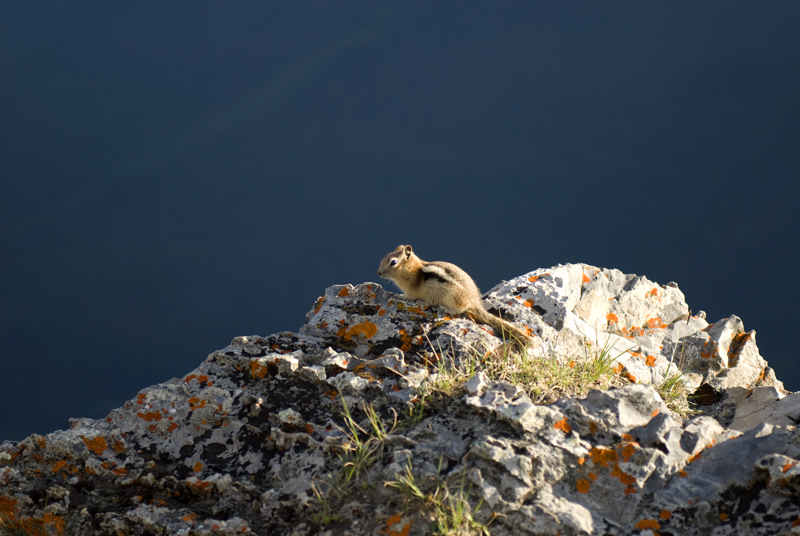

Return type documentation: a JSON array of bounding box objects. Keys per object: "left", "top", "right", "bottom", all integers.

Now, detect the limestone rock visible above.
[
  {"left": 1, "top": 263, "right": 796, "bottom": 535},
  {"left": 725, "top": 386, "right": 800, "bottom": 432}
]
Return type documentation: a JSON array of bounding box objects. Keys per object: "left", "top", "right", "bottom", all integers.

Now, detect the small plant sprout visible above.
[
  {"left": 386, "top": 458, "right": 491, "bottom": 536},
  {"left": 312, "top": 397, "right": 399, "bottom": 525}
]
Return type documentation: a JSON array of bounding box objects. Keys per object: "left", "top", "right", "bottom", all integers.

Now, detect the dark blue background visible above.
[{"left": 2, "top": 2, "right": 799, "bottom": 441}]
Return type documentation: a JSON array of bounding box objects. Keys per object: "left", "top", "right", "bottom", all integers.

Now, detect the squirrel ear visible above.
[{"left": 403, "top": 245, "right": 413, "bottom": 258}]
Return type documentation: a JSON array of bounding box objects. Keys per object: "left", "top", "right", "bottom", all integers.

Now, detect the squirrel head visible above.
[{"left": 377, "top": 244, "right": 415, "bottom": 278}]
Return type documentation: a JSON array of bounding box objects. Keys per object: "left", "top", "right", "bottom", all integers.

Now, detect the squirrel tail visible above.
[{"left": 468, "top": 307, "right": 532, "bottom": 352}]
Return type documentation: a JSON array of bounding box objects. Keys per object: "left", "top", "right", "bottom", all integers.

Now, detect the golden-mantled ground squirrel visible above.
[{"left": 377, "top": 245, "right": 532, "bottom": 351}]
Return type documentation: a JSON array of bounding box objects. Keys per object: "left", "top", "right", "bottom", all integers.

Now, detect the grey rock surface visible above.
[{"left": 1, "top": 264, "right": 796, "bottom": 535}]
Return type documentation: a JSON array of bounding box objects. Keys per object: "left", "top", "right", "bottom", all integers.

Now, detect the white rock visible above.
[{"left": 728, "top": 387, "right": 800, "bottom": 432}]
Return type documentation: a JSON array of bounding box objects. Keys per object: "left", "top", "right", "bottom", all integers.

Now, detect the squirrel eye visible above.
[{"left": 390, "top": 260, "right": 398, "bottom": 266}]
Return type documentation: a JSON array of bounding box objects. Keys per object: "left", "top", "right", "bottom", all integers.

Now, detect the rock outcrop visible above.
[{"left": 1, "top": 264, "right": 797, "bottom": 535}]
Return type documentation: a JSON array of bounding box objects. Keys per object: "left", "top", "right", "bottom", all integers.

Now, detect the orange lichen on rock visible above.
[
  {"left": 0, "top": 496, "right": 18, "bottom": 522},
  {"left": 137, "top": 411, "right": 162, "bottom": 422},
  {"left": 397, "top": 328, "right": 413, "bottom": 353},
  {"left": 618, "top": 471, "right": 636, "bottom": 486},
  {"left": 523, "top": 299, "right": 535, "bottom": 308},
  {"left": 618, "top": 442, "right": 637, "bottom": 462},
  {"left": 82, "top": 436, "right": 107, "bottom": 455},
  {"left": 659, "top": 510, "right": 672, "bottom": 520},
  {"left": 621, "top": 326, "right": 646, "bottom": 338},
  {"left": 646, "top": 317, "right": 668, "bottom": 330},
  {"left": 384, "top": 512, "right": 412, "bottom": 536},
  {"left": 731, "top": 331, "right": 752, "bottom": 347},
  {"left": 554, "top": 418, "right": 572, "bottom": 434},
  {"left": 645, "top": 355, "right": 657, "bottom": 367},
  {"left": 312, "top": 297, "right": 325, "bottom": 316},
  {"left": 590, "top": 447, "right": 618, "bottom": 467},
  {"left": 635, "top": 518, "right": 660, "bottom": 531},
  {"left": 44, "top": 513, "right": 66, "bottom": 535},
  {"left": 338, "top": 287, "right": 350, "bottom": 297},
  {"left": 249, "top": 359, "right": 269, "bottom": 379},
  {"left": 406, "top": 305, "right": 425, "bottom": 315},
  {"left": 186, "top": 478, "right": 212, "bottom": 492},
  {"left": 606, "top": 313, "right": 619, "bottom": 324},
  {"left": 51, "top": 460, "right": 68, "bottom": 473},
  {"left": 337, "top": 321, "right": 378, "bottom": 341},
  {"left": 576, "top": 478, "right": 591, "bottom": 494},
  {"left": 10, "top": 513, "right": 68, "bottom": 536},
  {"left": 188, "top": 397, "right": 207, "bottom": 411}
]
